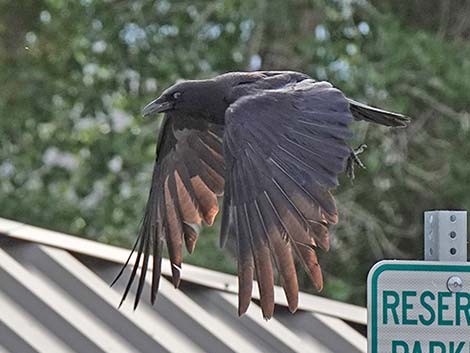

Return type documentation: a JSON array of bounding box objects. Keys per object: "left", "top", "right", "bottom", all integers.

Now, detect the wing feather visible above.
[
  {"left": 253, "top": 198, "right": 299, "bottom": 313},
  {"left": 190, "top": 176, "right": 219, "bottom": 225},
  {"left": 234, "top": 207, "right": 254, "bottom": 316},
  {"left": 173, "top": 170, "right": 201, "bottom": 253},
  {"left": 219, "top": 175, "right": 233, "bottom": 247},
  {"left": 164, "top": 176, "right": 184, "bottom": 287},
  {"left": 244, "top": 203, "right": 275, "bottom": 318},
  {"left": 151, "top": 229, "right": 163, "bottom": 304},
  {"left": 134, "top": 224, "right": 151, "bottom": 309}
]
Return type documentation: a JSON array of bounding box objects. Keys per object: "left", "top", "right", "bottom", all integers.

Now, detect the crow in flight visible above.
[{"left": 113, "top": 71, "right": 409, "bottom": 318}]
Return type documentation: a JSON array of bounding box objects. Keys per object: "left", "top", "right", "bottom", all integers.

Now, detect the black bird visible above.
[{"left": 113, "top": 71, "right": 409, "bottom": 318}]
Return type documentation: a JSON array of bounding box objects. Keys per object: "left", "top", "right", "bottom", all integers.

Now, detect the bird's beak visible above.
[{"left": 142, "top": 96, "right": 173, "bottom": 117}]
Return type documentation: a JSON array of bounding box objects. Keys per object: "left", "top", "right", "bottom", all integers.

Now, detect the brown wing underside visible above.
[{"left": 113, "top": 113, "right": 225, "bottom": 308}]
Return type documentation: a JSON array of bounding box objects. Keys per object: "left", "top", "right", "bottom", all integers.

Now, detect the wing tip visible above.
[
  {"left": 284, "top": 286, "right": 299, "bottom": 313},
  {"left": 171, "top": 263, "right": 182, "bottom": 288},
  {"left": 261, "top": 303, "right": 275, "bottom": 320},
  {"left": 263, "top": 313, "right": 273, "bottom": 321},
  {"left": 204, "top": 206, "right": 219, "bottom": 225},
  {"left": 238, "top": 301, "right": 250, "bottom": 317},
  {"left": 288, "top": 303, "right": 298, "bottom": 314},
  {"left": 133, "top": 297, "right": 141, "bottom": 311},
  {"left": 150, "top": 292, "right": 157, "bottom": 305}
]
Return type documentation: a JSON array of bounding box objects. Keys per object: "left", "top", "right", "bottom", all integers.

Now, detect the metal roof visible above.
[{"left": 0, "top": 217, "right": 367, "bottom": 353}]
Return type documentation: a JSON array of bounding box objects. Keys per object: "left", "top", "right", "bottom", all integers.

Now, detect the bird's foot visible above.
[{"left": 346, "top": 144, "right": 367, "bottom": 181}]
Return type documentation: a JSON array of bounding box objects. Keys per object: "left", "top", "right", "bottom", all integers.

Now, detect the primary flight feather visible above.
[{"left": 113, "top": 71, "right": 409, "bottom": 318}]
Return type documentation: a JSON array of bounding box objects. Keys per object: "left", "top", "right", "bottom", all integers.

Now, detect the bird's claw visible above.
[{"left": 346, "top": 144, "right": 367, "bottom": 181}]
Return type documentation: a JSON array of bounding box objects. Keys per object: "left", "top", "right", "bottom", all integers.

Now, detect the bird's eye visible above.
[{"left": 172, "top": 92, "right": 182, "bottom": 100}]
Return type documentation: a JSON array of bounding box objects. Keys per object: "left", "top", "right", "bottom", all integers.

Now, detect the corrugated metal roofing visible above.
[{"left": 0, "top": 217, "right": 367, "bottom": 353}]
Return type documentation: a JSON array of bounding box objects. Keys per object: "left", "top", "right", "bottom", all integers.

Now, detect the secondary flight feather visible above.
[{"left": 112, "top": 71, "right": 409, "bottom": 318}]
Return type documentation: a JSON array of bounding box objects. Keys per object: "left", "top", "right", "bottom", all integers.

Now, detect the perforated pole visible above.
[{"left": 424, "top": 210, "right": 467, "bottom": 262}]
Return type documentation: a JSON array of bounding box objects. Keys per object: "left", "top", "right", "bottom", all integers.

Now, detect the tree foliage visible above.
[{"left": 1, "top": 0, "right": 469, "bottom": 305}]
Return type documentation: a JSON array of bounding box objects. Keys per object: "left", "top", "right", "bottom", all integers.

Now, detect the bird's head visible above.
[{"left": 142, "top": 79, "right": 226, "bottom": 118}]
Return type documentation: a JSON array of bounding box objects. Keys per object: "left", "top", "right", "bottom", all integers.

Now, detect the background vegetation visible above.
[{"left": 2, "top": 0, "right": 470, "bottom": 305}]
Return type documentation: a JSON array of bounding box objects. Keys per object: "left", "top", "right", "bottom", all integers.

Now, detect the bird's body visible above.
[{"left": 113, "top": 71, "right": 409, "bottom": 318}]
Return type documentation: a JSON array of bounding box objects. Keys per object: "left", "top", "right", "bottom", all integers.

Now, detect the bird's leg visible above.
[{"left": 346, "top": 144, "right": 367, "bottom": 180}]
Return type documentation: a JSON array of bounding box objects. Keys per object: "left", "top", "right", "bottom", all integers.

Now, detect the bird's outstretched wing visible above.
[
  {"left": 113, "top": 113, "right": 224, "bottom": 308},
  {"left": 221, "top": 80, "right": 353, "bottom": 318}
]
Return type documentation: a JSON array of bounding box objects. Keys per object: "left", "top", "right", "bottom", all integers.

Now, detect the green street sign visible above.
[{"left": 368, "top": 260, "right": 470, "bottom": 353}]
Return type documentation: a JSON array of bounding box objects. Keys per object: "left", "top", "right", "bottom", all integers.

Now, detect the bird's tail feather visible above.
[{"left": 348, "top": 98, "right": 410, "bottom": 127}]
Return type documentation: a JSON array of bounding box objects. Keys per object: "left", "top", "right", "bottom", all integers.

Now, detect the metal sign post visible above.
[
  {"left": 368, "top": 210, "right": 470, "bottom": 353},
  {"left": 424, "top": 211, "right": 467, "bottom": 262}
]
